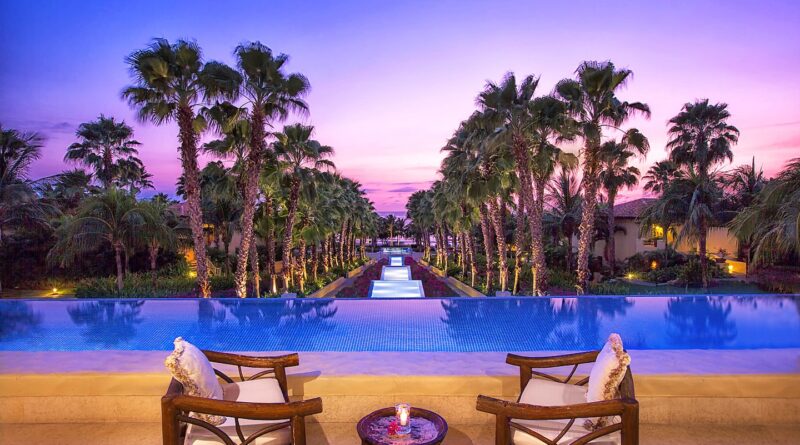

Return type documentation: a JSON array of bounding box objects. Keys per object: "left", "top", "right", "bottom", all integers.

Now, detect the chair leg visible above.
[
  {"left": 161, "top": 403, "right": 181, "bottom": 445},
  {"left": 291, "top": 415, "right": 306, "bottom": 445},
  {"left": 621, "top": 402, "right": 639, "bottom": 445},
  {"left": 495, "top": 414, "right": 510, "bottom": 445}
]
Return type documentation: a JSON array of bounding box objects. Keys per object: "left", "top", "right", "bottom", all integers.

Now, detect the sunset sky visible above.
[{"left": 1, "top": 0, "right": 798, "bottom": 213}]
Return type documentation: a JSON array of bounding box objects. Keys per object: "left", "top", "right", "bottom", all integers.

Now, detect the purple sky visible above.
[{"left": 1, "top": 0, "right": 799, "bottom": 212}]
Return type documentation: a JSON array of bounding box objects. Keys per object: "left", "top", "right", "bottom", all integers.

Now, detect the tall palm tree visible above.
[
  {"left": 273, "top": 124, "right": 334, "bottom": 290},
  {"left": 65, "top": 115, "right": 142, "bottom": 188},
  {"left": 599, "top": 133, "right": 649, "bottom": 273},
  {"left": 666, "top": 99, "right": 739, "bottom": 287},
  {"left": 527, "top": 96, "right": 578, "bottom": 293},
  {"left": 48, "top": 188, "right": 145, "bottom": 292},
  {"left": 230, "top": 42, "right": 310, "bottom": 298},
  {"left": 556, "top": 61, "right": 650, "bottom": 291},
  {"left": 123, "top": 38, "right": 239, "bottom": 297}
]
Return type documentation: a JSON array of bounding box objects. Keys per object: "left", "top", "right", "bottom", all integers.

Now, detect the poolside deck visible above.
[
  {"left": 2, "top": 349, "right": 799, "bottom": 444},
  {"left": 2, "top": 422, "right": 799, "bottom": 445}
]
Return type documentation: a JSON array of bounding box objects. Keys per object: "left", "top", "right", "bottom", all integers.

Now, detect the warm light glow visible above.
[
  {"left": 626, "top": 272, "right": 636, "bottom": 280},
  {"left": 728, "top": 264, "right": 734, "bottom": 273},
  {"left": 650, "top": 260, "right": 658, "bottom": 270},
  {"left": 52, "top": 288, "right": 58, "bottom": 294},
  {"left": 187, "top": 271, "right": 197, "bottom": 278},
  {"left": 652, "top": 225, "right": 664, "bottom": 238}
]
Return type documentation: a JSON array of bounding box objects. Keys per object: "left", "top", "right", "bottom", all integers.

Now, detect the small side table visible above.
[{"left": 357, "top": 406, "right": 448, "bottom": 445}]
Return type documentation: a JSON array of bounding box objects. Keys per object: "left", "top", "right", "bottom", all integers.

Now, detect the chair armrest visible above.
[
  {"left": 202, "top": 351, "right": 300, "bottom": 369},
  {"left": 476, "top": 395, "right": 634, "bottom": 421},
  {"left": 163, "top": 393, "right": 323, "bottom": 421},
  {"left": 506, "top": 351, "right": 599, "bottom": 369}
]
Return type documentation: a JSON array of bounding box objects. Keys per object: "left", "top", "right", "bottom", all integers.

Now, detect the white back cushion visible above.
[
  {"left": 165, "top": 337, "right": 226, "bottom": 425},
  {"left": 584, "top": 333, "right": 630, "bottom": 430}
]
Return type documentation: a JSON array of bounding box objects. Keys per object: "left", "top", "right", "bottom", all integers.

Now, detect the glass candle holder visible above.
[{"left": 395, "top": 403, "right": 411, "bottom": 435}]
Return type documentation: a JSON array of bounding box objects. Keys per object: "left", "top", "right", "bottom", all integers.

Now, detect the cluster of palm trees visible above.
[
  {"left": 122, "top": 38, "right": 379, "bottom": 297},
  {"left": 1, "top": 38, "right": 379, "bottom": 297},
  {"left": 408, "top": 62, "right": 649, "bottom": 295},
  {"left": 408, "top": 61, "right": 798, "bottom": 294}
]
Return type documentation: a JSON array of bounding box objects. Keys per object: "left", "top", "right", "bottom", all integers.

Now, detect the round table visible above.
[{"left": 356, "top": 407, "right": 448, "bottom": 445}]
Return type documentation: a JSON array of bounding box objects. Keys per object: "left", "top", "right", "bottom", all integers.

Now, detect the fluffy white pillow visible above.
[
  {"left": 584, "top": 333, "right": 630, "bottom": 430},
  {"left": 164, "top": 337, "right": 226, "bottom": 425}
]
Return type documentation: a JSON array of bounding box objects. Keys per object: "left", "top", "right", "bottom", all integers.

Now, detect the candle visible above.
[{"left": 395, "top": 403, "right": 411, "bottom": 435}]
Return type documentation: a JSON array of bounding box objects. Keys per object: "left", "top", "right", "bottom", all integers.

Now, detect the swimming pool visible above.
[{"left": 1, "top": 295, "right": 798, "bottom": 352}]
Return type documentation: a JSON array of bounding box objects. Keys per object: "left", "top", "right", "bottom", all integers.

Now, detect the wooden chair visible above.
[
  {"left": 476, "top": 351, "right": 638, "bottom": 445},
  {"left": 162, "top": 351, "right": 322, "bottom": 445}
]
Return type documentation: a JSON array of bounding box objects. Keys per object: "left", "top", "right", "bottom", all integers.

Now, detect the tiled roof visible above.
[{"left": 613, "top": 198, "right": 656, "bottom": 219}]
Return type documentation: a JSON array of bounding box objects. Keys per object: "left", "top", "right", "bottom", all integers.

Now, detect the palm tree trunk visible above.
[
  {"left": 298, "top": 239, "right": 307, "bottom": 292},
  {"left": 576, "top": 163, "right": 600, "bottom": 292},
  {"left": 466, "top": 231, "right": 477, "bottom": 288},
  {"left": 338, "top": 220, "right": 348, "bottom": 267},
  {"left": 114, "top": 243, "right": 124, "bottom": 293},
  {"left": 234, "top": 107, "right": 267, "bottom": 298},
  {"left": 249, "top": 241, "right": 260, "bottom": 298},
  {"left": 487, "top": 198, "right": 508, "bottom": 292},
  {"left": 282, "top": 177, "right": 301, "bottom": 291},
  {"left": 530, "top": 178, "right": 548, "bottom": 295},
  {"left": 149, "top": 243, "right": 158, "bottom": 291},
  {"left": 265, "top": 203, "right": 277, "bottom": 295},
  {"left": 479, "top": 204, "right": 495, "bottom": 292},
  {"left": 607, "top": 191, "right": 618, "bottom": 275},
  {"left": 512, "top": 194, "right": 526, "bottom": 295},
  {"left": 699, "top": 216, "right": 709, "bottom": 288},
  {"left": 311, "top": 243, "right": 319, "bottom": 282},
  {"left": 177, "top": 104, "right": 210, "bottom": 297}
]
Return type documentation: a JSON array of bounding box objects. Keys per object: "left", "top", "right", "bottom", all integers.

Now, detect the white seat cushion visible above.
[
  {"left": 511, "top": 379, "right": 620, "bottom": 445},
  {"left": 185, "top": 378, "right": 291, "bottom": 445}
]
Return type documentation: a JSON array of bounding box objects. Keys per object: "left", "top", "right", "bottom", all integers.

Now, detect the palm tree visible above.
[
  {"left": 123, "top": 38, "right": 239, "bottom": 297},
  {"left": 545, "top": 165, "right": 582, "bottom": 269},
  {"left": 230, "top": 42, "right": 310, "bottom": 298},
  {"left": 666, "top": 99, "right": 739, "bottom": 287},
  {"left": 65, "top": 115, "right": 143, "bottom": 188},
  {"left": 49, "top": 188, "right": 145, "bottom": 292},
  {"left": 556, "top": 61, "right": 650, "bottom": 291},
  {"left": 599, "top": 133, "right": 649, "bottom": 273},
  {"left": 729, "top": 158, "right": 800, "bottom": 266},
  {"left": 273, "top": 124, "right": 334, "bottom": 290},
  {"left": 139, "top": 198, "right": 181, "bottom": 289},
  {"left": 0, "top": 126, "right": 53, "bottom": 293},
  {"left": 724, "top": 157, "right": 765, "bottom": 211},
  {"left": 643, "top": 160, "right": 681, "bottom": 195},
  {"left": 527, "top": 96, "right": 578, "bottom": 293}
]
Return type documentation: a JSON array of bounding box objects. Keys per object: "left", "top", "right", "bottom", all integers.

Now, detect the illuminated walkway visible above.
[{"left": 369, "top": 256, "right": 425, "bottom": 298}]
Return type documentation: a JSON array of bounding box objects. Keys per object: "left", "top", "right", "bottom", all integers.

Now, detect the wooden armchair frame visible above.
[
  {"left": 162, "top": 351, "right": 322, "bottom": 445},
  {"left": 476, "top": 352, "right": 638, "bottom": 445}
]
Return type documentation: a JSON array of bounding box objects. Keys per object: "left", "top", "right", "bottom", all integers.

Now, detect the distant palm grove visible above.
[{"left": 1, "top": 41, "right": 798, "bottom": 297}]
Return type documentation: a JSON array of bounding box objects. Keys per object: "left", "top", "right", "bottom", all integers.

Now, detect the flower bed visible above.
[
  {"left": 335, "top": 259, "right": 387, "bottom": 298},
  {"left": 406, "top": 257, "right": 456, "bottom": 298}
]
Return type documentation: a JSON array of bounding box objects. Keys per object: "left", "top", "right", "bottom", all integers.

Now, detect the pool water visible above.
[{"left": 1, "top": 295, "right": 798, "bottom": 352}]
